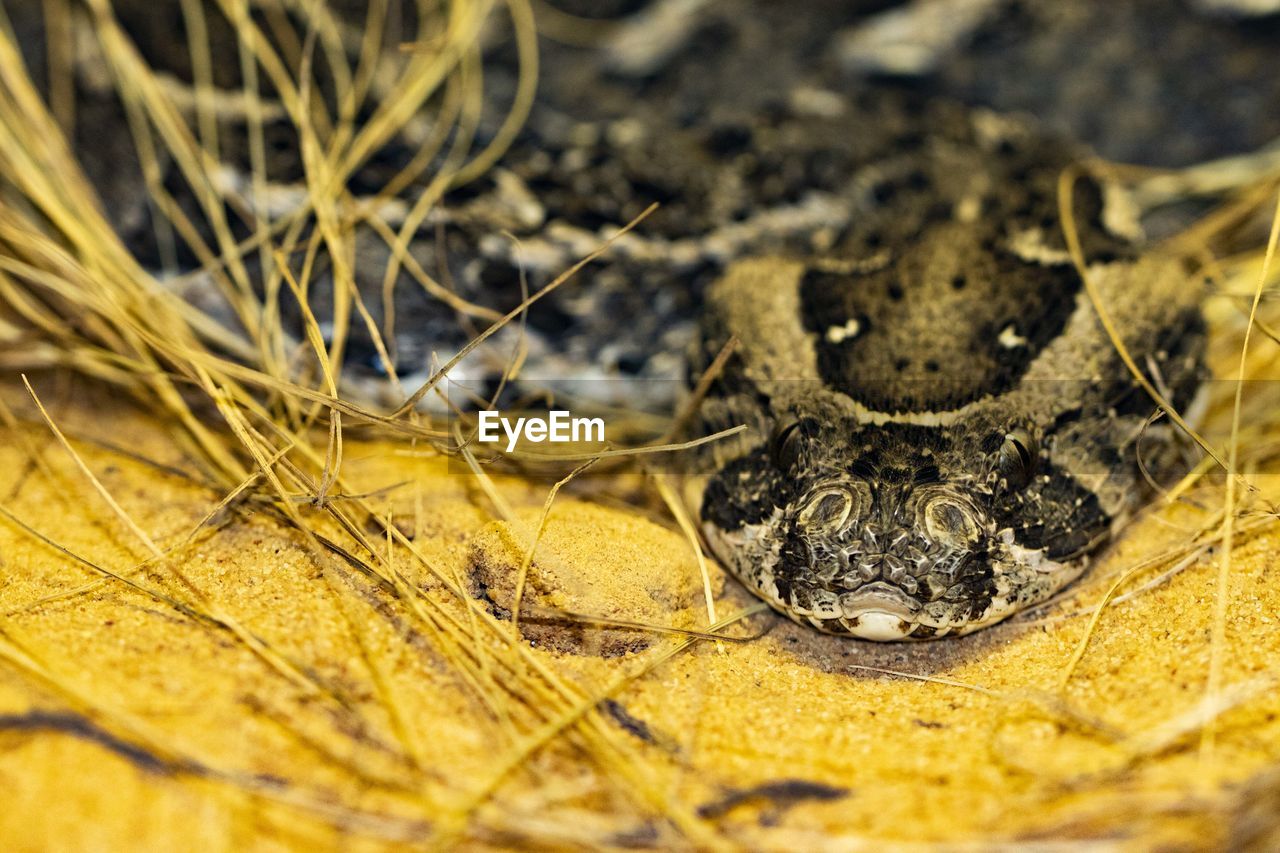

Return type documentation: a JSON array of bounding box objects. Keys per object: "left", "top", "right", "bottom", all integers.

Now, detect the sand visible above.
[{"left": 0, "top": 370, "right": 1277, "bottom": 851}]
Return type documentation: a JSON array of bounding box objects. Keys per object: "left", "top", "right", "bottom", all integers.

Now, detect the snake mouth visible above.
[
  {"left": 834, "top": 582, "right": 922, "bottom": 619},
  {"left": 832, "top": 582, "right": 918, "bottom": 640},
  {"left": 818, "top": 582, "right": 922, "bottom": 641}
]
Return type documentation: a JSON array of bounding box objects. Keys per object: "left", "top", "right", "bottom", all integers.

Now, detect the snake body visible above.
[{"left": 27, "top": 0, "right": 1275, "bottom": 639}]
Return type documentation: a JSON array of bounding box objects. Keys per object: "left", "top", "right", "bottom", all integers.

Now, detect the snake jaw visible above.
[
  {"left": 844, "top": 612, "right": 917, "bottom": 641},
  {"left": 832, "top": 583, "right": 922, "bottom": 640}
]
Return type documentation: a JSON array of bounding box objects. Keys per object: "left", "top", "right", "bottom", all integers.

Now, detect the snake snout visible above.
[{"left": 768, "top": 480, "right": 1006, "bottom": 639}]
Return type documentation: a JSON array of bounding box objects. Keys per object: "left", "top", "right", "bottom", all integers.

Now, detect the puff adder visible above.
[{"left": 45, "top": 0, "right": 1245, "bottom": 640}]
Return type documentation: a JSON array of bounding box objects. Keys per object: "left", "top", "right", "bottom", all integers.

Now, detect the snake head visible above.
[{"left": 699, "top": 415, "right": 1105, "bottom": 640}]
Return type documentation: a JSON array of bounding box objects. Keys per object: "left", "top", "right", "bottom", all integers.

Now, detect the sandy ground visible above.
[{"left": 0, "top": 375, "right": 1277, "bottom": 851}]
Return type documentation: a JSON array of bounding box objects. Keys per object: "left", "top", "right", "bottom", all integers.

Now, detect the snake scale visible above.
[{"left": 15, "top": 0, "right": 1280, "bottom": 639}]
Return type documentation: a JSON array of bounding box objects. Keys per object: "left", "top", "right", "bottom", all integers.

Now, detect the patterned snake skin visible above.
[{"left": 13, "top": 0, "right": 1279, "bottom": 638}]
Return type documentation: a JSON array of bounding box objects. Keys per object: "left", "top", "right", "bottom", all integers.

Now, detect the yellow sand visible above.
[{"left": 0, "top": 376, "right": 1277, "bottom": 851}]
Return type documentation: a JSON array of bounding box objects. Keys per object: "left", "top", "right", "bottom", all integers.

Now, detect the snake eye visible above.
[
  {"left": 922, "top": 495, "right": 980, "bottom": 546},
  {"left": 997, "top": 429, "right": 1038, "bottom": 489},
  {"left": 770, "top": 416, "right": 815, "bottom": 471},
  {"left": 797, "top": 486, "right": 859, "bottom": 532}
]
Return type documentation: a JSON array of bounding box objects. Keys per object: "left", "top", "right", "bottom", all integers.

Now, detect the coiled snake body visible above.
[{"left": 31, "top": 0, "right": 1278, "bottom": 638}]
